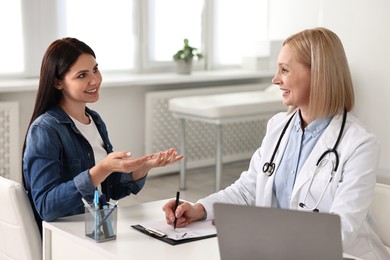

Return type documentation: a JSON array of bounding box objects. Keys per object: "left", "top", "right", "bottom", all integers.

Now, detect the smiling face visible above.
[
  {"left": 272, "top": 44, "right": 311, "bottom": 116},
  {"left": 57, "top": 53, "right": 102, "bottom": 112}
]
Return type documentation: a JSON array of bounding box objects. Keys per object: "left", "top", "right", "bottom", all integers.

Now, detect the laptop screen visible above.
[{"left": 214, "top": 203, "right": 343, "bottom": 260}]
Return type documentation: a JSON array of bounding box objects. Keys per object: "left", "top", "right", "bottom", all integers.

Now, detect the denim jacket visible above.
[{"left": 23, "top": 106, "right": 145, "bottom": 231}]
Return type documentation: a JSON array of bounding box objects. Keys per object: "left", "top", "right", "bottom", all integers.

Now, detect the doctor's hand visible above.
[{"left": 162, "top": 200, "right": 206, "bottom": 228}]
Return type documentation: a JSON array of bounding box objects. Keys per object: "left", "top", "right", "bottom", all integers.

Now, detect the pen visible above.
[
  {"left": 94, "top": 188, "right": 100, "bottom": 240},
  {"left": 99, "top": 194, "right": 111, "bottom": 237},
  {"left": 97, "top": 202, "right": 119, "bottom": 229},
  {"left": 94, "top": 188, "right": 99, "bottom": 209},
  {"left": 174, "top": 191, "right": 180, "bottom": 229}
]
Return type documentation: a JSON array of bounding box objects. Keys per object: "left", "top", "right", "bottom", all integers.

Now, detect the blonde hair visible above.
[{"left": 284, "top": 27, "right": 354, "bottom": 118}]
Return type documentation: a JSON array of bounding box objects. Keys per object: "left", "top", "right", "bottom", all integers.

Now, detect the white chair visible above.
[
  {"left": 370, "top": 182, "right": 390, "bottom": 253},
  {"left": 377, "top": 168, "right": 390, "bottom": 185},
  {"left": 0, "top": 176, "right": 42, "bottom": 260}
]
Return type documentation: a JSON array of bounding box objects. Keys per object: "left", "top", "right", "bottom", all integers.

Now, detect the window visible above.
[
  {"left": 62, "top": 0, "right": 135, "bottom": 72},
  {"left": 146, "top": 0, "right": 269, "bottom": 70},
  {"left": 213, "top": 0, "right": 269, "bottom": 66},
  {"left": 148, "top": 0, "right": 203, "bottom": 62},
  {"left": 0, "top": 0, "right": 24, "bottom": 75},
  {"left": 1, "top": 0, "right": 269, "bottom": 77}
]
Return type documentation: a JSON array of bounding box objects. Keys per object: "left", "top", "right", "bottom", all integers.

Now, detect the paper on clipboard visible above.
[{"left": 136, "top": 219, "right": 216, "bottom": 241}]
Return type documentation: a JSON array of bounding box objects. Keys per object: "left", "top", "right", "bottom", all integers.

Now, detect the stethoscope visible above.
[{"left": 262, "top": 108, "right": 347, "bottom": 212}]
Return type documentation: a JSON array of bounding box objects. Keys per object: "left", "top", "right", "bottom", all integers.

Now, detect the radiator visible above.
[
  {"left": 145, "top": 83, "right": 278, "bottom": 176},
  {"left": 0, "top": 102, "right": 19, "bottom": 182}
]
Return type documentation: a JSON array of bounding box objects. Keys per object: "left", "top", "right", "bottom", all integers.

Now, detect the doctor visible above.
[{"left": 163, "top": 27, "right": 389, "bottom": 259}]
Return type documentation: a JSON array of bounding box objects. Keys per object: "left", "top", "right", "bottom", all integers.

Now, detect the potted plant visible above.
[{"left": 173, "top": 38, "right": 203, "bottom": 75}]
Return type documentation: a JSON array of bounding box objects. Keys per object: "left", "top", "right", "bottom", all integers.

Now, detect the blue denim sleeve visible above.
[
  {"left": 122, "top": 173, "right": 146, "bottom": 194},
  {"left": 23, "top": 124, "right": 95, "bottom": 222},
  {"left": 74, "top": 170, "right": 96, "bottom": 201},
  {"left": 105, "top": 172, "right": 147, "bottom": 200}
]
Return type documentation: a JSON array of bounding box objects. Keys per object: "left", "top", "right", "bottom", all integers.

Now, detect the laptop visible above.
[{"left": 214, "top": 203, "right": 344, "bottom": 260}]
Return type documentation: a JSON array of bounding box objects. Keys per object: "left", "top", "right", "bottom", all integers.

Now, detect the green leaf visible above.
[{"left": 173, "top": 39, "right": 203, "bottom": 63}]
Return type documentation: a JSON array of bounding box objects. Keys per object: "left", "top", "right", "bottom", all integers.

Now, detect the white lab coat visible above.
[{"left": 198, "top": 112, "right": 389, "bottom": 260}]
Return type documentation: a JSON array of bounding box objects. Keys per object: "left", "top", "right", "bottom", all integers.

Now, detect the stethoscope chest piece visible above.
[
  {"left": 261, "top": 111, "right": 297, "bottom": 177},
  {"left": 262, "top": 162, "right": 275, "bottom": 176}
]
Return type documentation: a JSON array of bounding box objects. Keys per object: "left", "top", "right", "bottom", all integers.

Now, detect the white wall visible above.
[
  {"left": 268, "top": 0, "right": 321, "bottom": 40},
  {"left": 269, "top": 0, "right": 390, "bottom": 171},
  {"left": 320, "top": 0, "right": 390, "bottom": 170}
]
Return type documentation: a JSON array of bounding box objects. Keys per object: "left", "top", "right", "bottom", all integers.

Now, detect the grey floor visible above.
[{"left": 118, "top": 160, "right": 249, "bottom": 207}]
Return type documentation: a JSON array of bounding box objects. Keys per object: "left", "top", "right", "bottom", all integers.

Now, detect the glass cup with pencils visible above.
[{"left": 83, "top": 193, "right": 118, "bottom": 242}]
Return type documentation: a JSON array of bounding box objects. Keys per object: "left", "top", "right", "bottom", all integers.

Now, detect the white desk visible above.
[
  {"left": 43, "top": 200, "right": 361, "bottom": 260},
  {"left": 43, "top": 200, "right": 220, "bottom": 260},
  {"left": 169, "top": 87, "right": 285, "bottom": 191}
]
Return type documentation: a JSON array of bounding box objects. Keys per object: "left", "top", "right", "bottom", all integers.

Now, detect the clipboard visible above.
[{"left": 131, "top": 220, "right": 217, "bottom": 245}]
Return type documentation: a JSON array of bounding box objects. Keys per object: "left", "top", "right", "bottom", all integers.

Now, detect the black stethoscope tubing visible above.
[
  {"left": 262, "top": 111, "right": 297, "bottom": 176},
  {"left": 315, "top": 108, "right": 346, "bottom": 172},
  {"left": 262, "top": 108, "right": 347, "bottom": 177},
  {"left": 263, "top": 108, "right": 347, "bottom": 212}
]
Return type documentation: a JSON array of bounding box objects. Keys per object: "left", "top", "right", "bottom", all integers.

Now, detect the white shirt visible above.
[{"left": 69, "top": 113, "right": 107, "bottom": 164}]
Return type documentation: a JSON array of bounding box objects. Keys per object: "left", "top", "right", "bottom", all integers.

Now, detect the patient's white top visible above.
[{"left": 69, "top": 113, "right": 107, "bottom": 164}]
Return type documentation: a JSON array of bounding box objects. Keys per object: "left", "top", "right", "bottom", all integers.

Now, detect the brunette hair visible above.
[{"left": 22, "top": 38, "right": 96, "bottom": 184}]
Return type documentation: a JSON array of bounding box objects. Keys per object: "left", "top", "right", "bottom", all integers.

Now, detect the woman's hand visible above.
[
  {"left": 90, "top": 148, "right": 183, "bottom": 186},
  {"left": 162, "top": 199, "right": 206, "bottom": 228},
  {"left": 90, "top": 151, "right": 153, "bottom": 186},
  {"left": 132, "top": 148, "right": 184, "bottom": 180},
  {"left": 147, "top": 148, "right": 184, "bottom": 168}
]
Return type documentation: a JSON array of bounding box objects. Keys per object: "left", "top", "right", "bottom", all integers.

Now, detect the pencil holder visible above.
[{"left": 85, "top": 205, "right": 117, "bottom": 242}]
